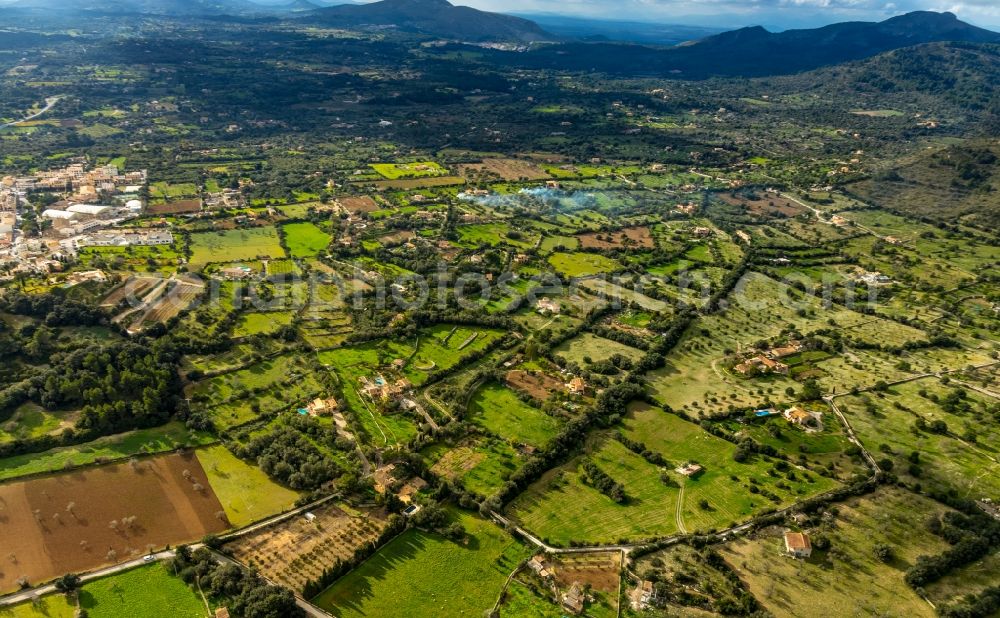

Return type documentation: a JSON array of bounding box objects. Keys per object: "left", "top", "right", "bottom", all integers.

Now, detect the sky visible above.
[{"left": 457, "top": 0, "right": 1000, "bottom": 30}]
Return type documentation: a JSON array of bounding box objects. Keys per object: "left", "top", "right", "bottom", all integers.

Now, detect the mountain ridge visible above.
[
  {"left": 466, "top": 11, "right": 1000, "bottom": 77},
  {"left": 304, "top": 0, "right": 554, "bottom": 42}
]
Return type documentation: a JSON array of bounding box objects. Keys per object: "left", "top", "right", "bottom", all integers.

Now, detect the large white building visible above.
[{"left": 66, "top": 204, "right": 112, "bottom": 218}]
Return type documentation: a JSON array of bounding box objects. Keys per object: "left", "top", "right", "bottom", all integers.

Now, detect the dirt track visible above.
[{"left": 0, "top": 452, "right": 227, "bottom": 593}]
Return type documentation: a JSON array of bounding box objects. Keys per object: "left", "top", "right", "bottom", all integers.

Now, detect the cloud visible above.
[{"left": 461, "top": 0, "right": 1000, "bottom": 28}]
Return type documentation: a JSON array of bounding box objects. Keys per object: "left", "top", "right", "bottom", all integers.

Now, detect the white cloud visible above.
[{"left": 460, "top": 0, "right": 1000, "bottom": 28}]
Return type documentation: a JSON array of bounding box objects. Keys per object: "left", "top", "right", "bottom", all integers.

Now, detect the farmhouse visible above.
[
  {"left": 734, "top": 355, "right": 789, "bottom": 376},
  {"left": 373, "top": 465, "right": 397, "bottom": 494},
  {"left": 562, "top": 581, "right": 586, "bottom": 615},
  {"left": 784, "top": 406, "right": 813, "bottom": 426},
  {"left": 691, "top": 226, "right": 714, "bottom": 237},
  {"left": 397, "top": 477, "right": 428, "bottom": 504},
  {"left": 767, "top": 341, "right": 804, "bottom": 359},
  {"left": 527, "top": 555, "right": 553, "bottom": 579},
  {"left": 676, "top": 463, "right": 704, "bottom": 477},
  {"left": 359, "top": 375, "right": 411, "bottom": 403},
  {"left": 784, "top": 531, "right": 812, "bottom": 558},
  {"left": 566, "top": 377, "right": 588, "bottom": 396},
  {"left": 305, "top": 397, "right": 339, "bottom": 417},
  {"left": 220, "top": 266, "right": 254, "bottom": 280},
  {"left": 884, "top": 236, "right": 904, "bottom": 245},
  {"left": 629, "top": 580, "right": 656, "bottom": 611},
  {"left": 536, "top": 297, "right": 561, "bottom": 314}
]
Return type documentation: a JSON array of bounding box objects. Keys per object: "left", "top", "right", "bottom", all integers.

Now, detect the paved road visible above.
[
  {"left": 0, "top": 494, "right": 339, "bottom": 610},
  {"left": 0, "top": 551, "right": 175, "bottom": 607},
  {"left": 1, "top": 96, "right": 62, "bottom": 129}
]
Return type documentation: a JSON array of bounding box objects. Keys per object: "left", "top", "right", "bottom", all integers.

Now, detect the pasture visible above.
[
  {"left": 0, "top": 422, "right": 215, "bottom": 482},
  {"left": 186, "top": 354, "right": 326, "bottom": 430},
  {"left": 553, "top": 332, "right": 645, "bottom": 366},
  {"left": 508, "top": 405, "right": 838, "bottom": 546},
  {"left": 312, "top": 510, "right": 529, "bottom": 618},
  {"left": 721, "top": 488, "right": 951, "bottom": 618},
  {"left": 188, "top": 227, "right": 286, "bottom": 268},
  {"left": 548, "top": 252, "right": 623, "bottom": 277},
  {"left": 233, "top": 311, "right": 294, "bottom": 338},
  {"left": 282, "top": 221, "right": 332, "bottom": 257},
  {"left": 196, "top": 445, "right": 300, "bottom": 527},
  {"left": 371, "top": 161, "right": 446, "bottom": 179},
  {"left": 469, "top": 383, "right": 563, "bottom": 448},
  {"left": 424, "top": 437, "right": 522, "bottom": 497},
  {"left": 78, "top": 563, "right": 209, "bottom": 617},
  {"left": 838, "top": 379, "right": 1000, "bottom": 500}
]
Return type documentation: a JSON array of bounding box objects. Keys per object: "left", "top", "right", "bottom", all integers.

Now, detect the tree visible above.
[
  {"left": 873, "top": 543, "right": 895, "bottom": 563},
  {"left": 54, "top": 573, "right": 81, "bottom": 593}
]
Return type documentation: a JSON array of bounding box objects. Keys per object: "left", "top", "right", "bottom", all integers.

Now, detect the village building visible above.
[
  {"left": 397, "top": 477, "right": 428, "bottom": 504},
  {"left": 373, "top": 465, "right": 397, "bottom": 494},
  {"left": 566, "top": 377, "right": 588, "bottom": 396},
  {"left": 304, "top": 397, "right": 339, "bottom": 417},
  {"left": 676, "top": 463, "right": 704, "bottom": 477},
  {"left": 536, "top": 297, "right": 560, "bottom": 315},
  {"left": 734, "top": 355, "right": 789, "bottom": 376},
  {"left": 629, "top": 580, "right": 656, "bottom": 610},
  {"left": 220, "top": 266, "right": 254, "bottom": 280},
  {"left": 562, "top": 582, "right": 586, "bottom": 615},
  {"left": 784, "top": 531, "right": 812, "bottom": 558},
  {"left": 767, "top": 341, "right": 804, "bottom": 359},
  {"left": 527, "top": 555, "right": 553, "bottom": 579},
  {"left": 784, "top": 406, "right": 813, "bottom": 426}
]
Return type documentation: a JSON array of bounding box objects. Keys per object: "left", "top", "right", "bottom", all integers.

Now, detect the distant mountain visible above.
[
  {"left": 256, "top": 0, "right": 321, "bottom": 12},
  {"left": 5, "top": 0, "right": 262, "bottom": 15},
  {"left": 473, "top": 11, "right": 1000, "bottom": 78},
  {"left": 513, "top": 15, "right": 723, "bottom": 46},
  {"left": 305, "top": 0, "right": 554, "bottom": 43}
]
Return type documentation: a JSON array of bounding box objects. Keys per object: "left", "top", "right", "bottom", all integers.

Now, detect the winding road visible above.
[{"left": 1, "top": 96, "right": 62, "bottom": 129}]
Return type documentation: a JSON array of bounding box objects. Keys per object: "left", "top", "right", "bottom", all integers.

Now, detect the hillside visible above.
[
  {"left": 306, "top": 0, "right": 553, "bottom": 43},
  {"left": 473, "top": 11, "right": 1000, "bottom": 78},
  {"left": 848, "top": 140, "right": 1000, "bottom": 228},
  {"left": 777, "top": 42, "right": 1000, "bottom": 123}
]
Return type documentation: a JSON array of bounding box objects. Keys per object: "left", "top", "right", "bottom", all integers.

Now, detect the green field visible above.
[
  {"left": 838, "top": 378, "right": 1000, "bottom": 499},
  {"left": 456, "top": 223, "right": 537, "bottom": 249},
  {"left": 0, "top": 403, "right": 73, "bottom": 444},
  {"left": 315, "top": 325, "right": 501, "bottom": 447},
  {"left": 548, "top": 252, "right": 623, "bottom": 277},
  {"left": 233, "top": 311, "right": 294, "bottom": 337},
  {"left": 312, "top": 510, "right": 529, "bottom": 617},
  {"left": 189, "top": 227, "right": 286, "bottom": 268},
  {"left": 721, "top": 488, "right": 951, "bottom": 618},
  {"left": 553, "top": 332, "right": 645, "bottom": 366},
  {"left": 423, "top": 437, "right": 521, "bottom": 497},
  {"left": 282, "top": 221, "right": 332, "bottom": 257},
  {"left": 0, "top": 422, "right": 215, "bottom": 482},
  {"left": 509, "top": 405, "right": 838, "bottom": 546},
  {"left": 0, "top": 596, "right": 75, "bottom": 618},
  {"left": 150, "top": 181, "right": 199, "bottom": 200},
  {"left": 196, "top": 444, "right": 301, "bottom": 527},
  {"left": 79, "top": 564, "right": 209, "bottom": 617},
  {"left": 469, "top": 383, "right": 563, "bottom": 448},
  {"left": 187, "top": 354, "right": 326, "bottom": 430},
  {"left": 370, "top": 161, "right": 446, "bottom": 179}
]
